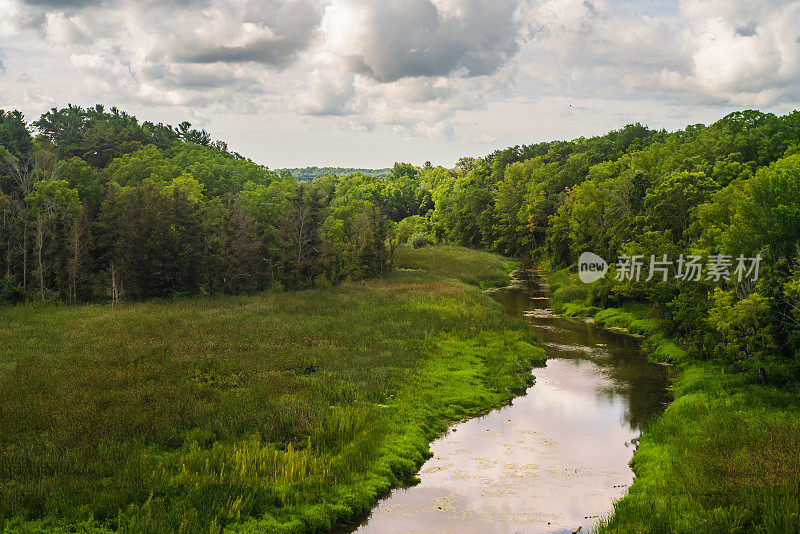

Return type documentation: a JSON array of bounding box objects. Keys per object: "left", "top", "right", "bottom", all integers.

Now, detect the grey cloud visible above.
[
  {"left": 21, "top": 0, "right": 106, "bottom": 6},
  {"left": 332, "top": 0, "right": 521, "bottom": 82},
  {"left": 143, "top": 63, "right": 261, "bottom": 91},
  {"left": 735, "top": 23, "right": 757, "bottom": 37},
  {"left": 173, "top": 38, "right": 307, "bottom": 65},
  {"left": 152, "top": 0, "right": 321, "bottom": 67}
]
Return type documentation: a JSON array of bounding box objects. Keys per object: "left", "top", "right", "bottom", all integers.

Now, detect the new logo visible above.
[{"left": 578, "top": 252, "right": 608, "bottom": 283}]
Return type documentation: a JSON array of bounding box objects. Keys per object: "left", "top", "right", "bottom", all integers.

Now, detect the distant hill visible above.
[{"left": 282, "top": 166, "right": 392, "bottom": 181}]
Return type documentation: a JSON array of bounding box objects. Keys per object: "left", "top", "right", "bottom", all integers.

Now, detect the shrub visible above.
[
  {"left": 707, "top": 289, "right": 778, "bottom": 370},
  {"left": 409, "top": 233, "right": 430, "bottom": 249},
  {"left": 0, "top": 274, "right": 25, "bottom": 304},
  {"left": 395, "top": 215, "right": 429, "bottom": 244},
  {"left": 552, "top": 283, "right": 588, "bottom": 304}
]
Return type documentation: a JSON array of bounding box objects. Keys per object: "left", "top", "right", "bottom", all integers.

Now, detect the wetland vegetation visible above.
[{"left": 0, "top": 245, "right": 543, "bottom": 532}]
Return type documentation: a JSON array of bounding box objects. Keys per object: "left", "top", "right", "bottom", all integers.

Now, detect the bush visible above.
[
  {"left": 552, "top": 283, "right": 588, "bottom": 304},
  {"left": 409, "top": 233, "right": 430, "bottom": 249},
  {"left": 395, "top": 215, "right": 429, "bottom": 244},
  {"left": 707, "top": 289, "right": 778, "bottom": 370},
  {"left": 0, "top": 274, "right": 25, "bottom": 304}
]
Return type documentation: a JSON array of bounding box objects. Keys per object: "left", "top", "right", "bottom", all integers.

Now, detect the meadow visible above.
[
  {"left": 0, "top": 245, "right": 544, "bottom": 533},
  {"left": 546, "top": 270, "right": 800, "bottom": 533}
]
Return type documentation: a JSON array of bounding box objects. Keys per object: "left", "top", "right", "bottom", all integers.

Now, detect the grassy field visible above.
[
  {"left": 0, "top": 245, "right": 544, "bottom": 533},
  {"left": 546, "top": 270, "right": 800, "bottom": 533}
]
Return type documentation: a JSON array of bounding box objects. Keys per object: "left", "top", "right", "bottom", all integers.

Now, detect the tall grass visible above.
[
  {"left": 394, "top": 245, "right": 519, "bottom": 288},
  {"left": 598, "top": 365, "right": 800, "bottom": 533},
  {"left": 0, "top": 245, "right": 543, "bottom": 533}
]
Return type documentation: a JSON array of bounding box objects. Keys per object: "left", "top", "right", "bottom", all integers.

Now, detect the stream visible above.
[{"left": 344, "top": 274, "right": 671, "bottom": 534}]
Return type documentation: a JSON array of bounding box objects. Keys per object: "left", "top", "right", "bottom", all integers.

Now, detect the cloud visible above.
[
  {"left": 293, "top": 0, "right": 524, "bottom": 128},
  {"left": 508, "top": 0, "right": 800, "bottom": 108},
  {"left": 42, "top": 12, "right": 92, "bottom": 43},
  {"left": 149, "top": 0, "right": 321, "bottom": 67},
  {"left": 675, "top": 0, "right": 800, "bottom": 105},
  {"left": 22, "top": 0, "right": 106, "bottom": 6},
  {"left": 734, "top": 22, "right": 757, "bottom": 37},
  {"left": 321, "top": 0, "right": 522, "bottom": 82},
  {"left": 295, "top": 68, "right": 361, "bottom": 116}
]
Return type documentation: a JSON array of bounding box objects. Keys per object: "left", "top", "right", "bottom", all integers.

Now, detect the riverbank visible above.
[
  {"left": 0, "top": 246, "right": 544, "bottom": 533},
  {"left": 546, "top": 270, "right": 800, "bottom": 533}
]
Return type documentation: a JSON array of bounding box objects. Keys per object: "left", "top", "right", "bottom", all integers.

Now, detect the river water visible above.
[{"left": 345, "top": 275, "right": 670, "bottom": 534}]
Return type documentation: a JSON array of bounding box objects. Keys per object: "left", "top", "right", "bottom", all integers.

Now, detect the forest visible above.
[
  {"left": 0, "top": 105, "right": 404, "bottom": 303},
  {"left": 3, "top": 103, "right": 800, "bottom": 399}
]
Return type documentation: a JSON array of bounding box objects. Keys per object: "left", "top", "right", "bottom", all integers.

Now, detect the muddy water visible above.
[{"left": 344, "top": 276, "right": 670, "bottom": 534}]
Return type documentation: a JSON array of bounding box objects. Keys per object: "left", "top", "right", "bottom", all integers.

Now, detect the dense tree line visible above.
[
  {"left": 0, "top": 105, "right": 401, "bottom": 303},
  {"left": 401, "top": 110, "right": 800, "bottom": 383}
]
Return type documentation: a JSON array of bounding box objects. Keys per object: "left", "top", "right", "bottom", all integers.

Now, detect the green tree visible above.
[{"left": 25, "top": 180, "right": 81, "bottom": 300}]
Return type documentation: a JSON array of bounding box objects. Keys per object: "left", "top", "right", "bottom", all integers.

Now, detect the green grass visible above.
[
  {"left": 0, "top": 246, "right": 544, "bottom": 533},
  {"left": 598, "top": 365, "right": 800, "bottom": 533},
  {"left": 394, "top": 245, "right": 519, "bottom": 289},
  {"left": 543, "top": 269, "right": 800, "bottom": 533}
]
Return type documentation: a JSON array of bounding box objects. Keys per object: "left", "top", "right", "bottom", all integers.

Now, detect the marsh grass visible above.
[
  {"left": 0, "top": 245, "right": 543, "bottom": 533},
  {"left": 392, "top": 245, "right": 519, "bottom": 289},
  {"left": 597, "top": 365, "right": 800, "bottom": 533}
]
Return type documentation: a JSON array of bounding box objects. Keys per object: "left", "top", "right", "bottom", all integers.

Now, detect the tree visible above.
[
  {"left": 25, "top": 180, "right": 81, "bottom": 300},
  {"left": 642, "top": 171, "right": 716, "bottom": 242},
  {"left": 0, "top": 110, "right": 33, "bottom": 162},
  {"left": 280, "top": 182, "right": 325, "bottom": 288}
]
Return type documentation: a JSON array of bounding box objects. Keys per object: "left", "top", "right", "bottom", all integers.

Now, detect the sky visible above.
[{"left": 1, "top": 0, "right": 800, "bottom": 169}]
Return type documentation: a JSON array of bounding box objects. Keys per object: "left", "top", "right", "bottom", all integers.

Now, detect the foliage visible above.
[
  {"left": 409, "top": 232, "right": 429, "bottom": 249},
  {"left": 420, "top": 109, "right": 800, "bottom": 384},
  {"left": 598, "top": 365, "right": 800, "bottom": 534}
]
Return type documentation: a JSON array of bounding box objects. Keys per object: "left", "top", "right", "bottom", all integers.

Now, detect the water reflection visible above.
[
  {"left": 342, "top": 276, "right": 670, "bottom": 534},
  {"left": 491, "top": 279, "right": 671, "bottom": 431}
]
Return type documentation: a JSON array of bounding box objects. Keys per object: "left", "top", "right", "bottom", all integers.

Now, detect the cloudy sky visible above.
[{"left": 1, "top": 0, "right": 799, "bottom": 168}]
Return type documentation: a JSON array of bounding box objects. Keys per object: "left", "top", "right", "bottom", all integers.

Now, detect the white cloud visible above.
[
  {"left": 673, "top": 0, "right": 800, "bottom": 105},
  {"left": 42, "top": 12, "right": 92, "bottom": 44},
  {"left": 321, "top": 0, "right": 522, "bottom": 82}
]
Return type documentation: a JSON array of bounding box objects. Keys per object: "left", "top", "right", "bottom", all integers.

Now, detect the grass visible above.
[
  {"left": 599, "top": 365, "right": 800, "bottom": 533},
  {"left": 544, "top": 269, "right": 800, "bottom": 533},
  {"left": 0, "top": 244, "right": 544, "bottom": 533},
  {"left": 393, "top": 245, "right": 519, "bottom": 289}
]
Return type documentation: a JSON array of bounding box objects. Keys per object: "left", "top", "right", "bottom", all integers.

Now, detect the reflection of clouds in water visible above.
[
  {"left": 543, "top": 341, "right": 596, "bottom": 353},
  {"left": 523, "top": 309, "right": 559, "bottom": 319},
  {"left": 354, "top": 358, "right": 644, "bottom": 533},
  {"left": 528, "top": 324, "right": 568, "bottom": 332}
]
